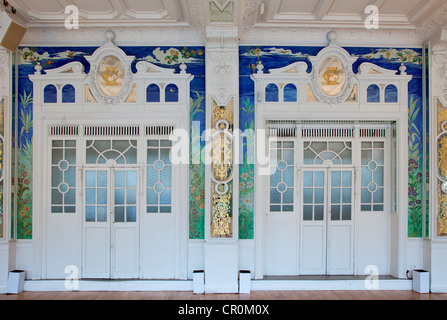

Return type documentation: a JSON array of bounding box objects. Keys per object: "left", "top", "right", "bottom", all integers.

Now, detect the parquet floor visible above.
[{"left": 1, "top": 290, "right": 446, "bottom": 300}]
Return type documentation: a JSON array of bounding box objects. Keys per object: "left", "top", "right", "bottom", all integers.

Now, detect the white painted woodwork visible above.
[
  {"left": 29, "top": 35, "right": 192, "bottom": 280},
  {"left": 252, "top": 42, "right": 411, "bottom": 279}
]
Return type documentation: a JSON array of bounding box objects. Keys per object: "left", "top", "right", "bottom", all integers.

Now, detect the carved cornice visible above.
[
  {"left": 21, "top": 26, "right": 205, "bottom": 47},
  {"left": 409, "top": 2, "right": 447, "bottom": 42},
  {"left": 238, "top": 0, "right": 258, "bottom": 38},
  {"left": 431, "top": 28, "right": 447, "bottom": 108}
]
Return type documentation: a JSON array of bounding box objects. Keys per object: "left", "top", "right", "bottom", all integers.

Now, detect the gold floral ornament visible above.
[
  {"left": 438, "top": 99, "right": 447, "bottom": 236},
  {"left": 211, "top": 192, "right": 232, "bottom": 236},
  {"left": 438, "top": 193, "right": 447, "bottom": 235},
  {"left": 210, "top": 98, "right": 234, "bottom": 238},
  {"left": 211, "top": 133, "right": 232, "bottom": 181},
  {"left": 438, "top": 136, "right": 447, "bottom": 179}
]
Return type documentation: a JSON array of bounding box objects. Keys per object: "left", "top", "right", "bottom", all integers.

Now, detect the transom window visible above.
[
  {"left": 303, "top": 141, "right": 352, "bottom": 165},
  {"left": 86, "top": 139, "right": 137, "bottom": 164}
]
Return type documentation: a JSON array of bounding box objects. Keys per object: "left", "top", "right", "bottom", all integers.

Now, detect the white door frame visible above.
[
  {"left": 254, "top": 110, "right": 408, "bottom": 279},
  {"left": 34, "top": 113, "right": 190, "bottom": 280}
]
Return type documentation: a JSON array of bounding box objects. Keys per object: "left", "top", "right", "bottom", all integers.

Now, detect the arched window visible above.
[
  {"left": 284, "top": 84, "right": 297, "bottom": 102},
  {"left": 265, "top": 83, "right": 279, "bottom": 102},
  {"left": 384, "top": 84, "right": 398, "bottom": 103},
  {"left": 165, "top": 84, "right": 178, "bottom": 102},
  {"left": 146, "top": 84, "right": 160, "bottom": 102},
  {"left": 62, "top": 84, "right": 75, "bottom": 103},
  {"left": 44, "top": 84, "right": 57, "bottom": 103},
  {"left": 367, "top": 84, "right": 380, "bottom": 103}
]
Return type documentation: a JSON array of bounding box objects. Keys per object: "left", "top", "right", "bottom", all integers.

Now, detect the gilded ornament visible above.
[{"left": 211, "top": 191, "right": 231, "bottom": 236}]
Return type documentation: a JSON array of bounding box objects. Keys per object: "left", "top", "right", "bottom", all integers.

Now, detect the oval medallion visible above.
[
  {"left": 318, "top": 56, "right": 345, "bottom": 96},
  {"left": 97, "top": 55, "right": 125, "bottom": 97}
]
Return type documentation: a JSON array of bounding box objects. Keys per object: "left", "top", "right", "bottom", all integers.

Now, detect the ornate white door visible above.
[
  {"left": 82, "top": 167, "right": 140, "bottom": 278},
  {"left": 300, "top": 167, "right": 354, "bottom": 275}
]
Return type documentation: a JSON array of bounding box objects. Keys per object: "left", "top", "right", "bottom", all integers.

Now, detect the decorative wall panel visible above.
[
  {"left": 241, "top": 45, "right": 423, "bottom": 238},
  {"left": 16, "top": 44, "right": 205, "bottom": 239},
  {"left": 14, "top": 41, "right": 423, "bottom": 239}
]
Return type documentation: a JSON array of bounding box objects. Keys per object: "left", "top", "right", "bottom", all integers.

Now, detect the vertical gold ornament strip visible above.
[
  {"left": 210, "top": 98, "right": 234, "bottom": 238},
  {"left": 437, "top": 99, "right": 447, "bottom": 236}
]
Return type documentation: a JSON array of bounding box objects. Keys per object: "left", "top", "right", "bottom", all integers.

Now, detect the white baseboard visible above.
[
  {"left": 24, "top": 280, "right": 193, "bottom": 292},
  {"left": 430, "top": 286, "right": 447, "bottom": 293},
  {"left": 204, "top": 284, "right": 239, "bottom": 293},
  {"left": 251, "top": 279, "right": 413, "bottom": 291},
  {"left": 19, "top": 278, "right": 413, "bottom": 292},
  {"left": 0, "top": 285, "right": 7, "bottom": 294}
]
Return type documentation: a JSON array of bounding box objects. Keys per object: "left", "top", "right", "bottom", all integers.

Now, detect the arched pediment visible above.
[
  {"left": 307, "top": 43, "right": 358, "bottom": 104},
  {"left": 29, "top": 31, "right": 193, "bottom": 108}
]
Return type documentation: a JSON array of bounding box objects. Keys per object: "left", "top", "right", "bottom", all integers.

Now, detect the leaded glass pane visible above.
[
  {"left": 269, "top": 140, "right": 294, "bottom": 212},
  {"left": 51, "top": 140, "right": 76, "bottom": 213},
  {"left": 361, "top": 141, "right": 385, "bottom": 212},
  {"left": 147, "top": 139, "right": 172, "bottom": 213}
]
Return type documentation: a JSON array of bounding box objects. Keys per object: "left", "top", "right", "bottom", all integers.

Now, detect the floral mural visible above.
[
  {"left": 239, "top": 45, "right": 424, "bottom": 239},
  {"left": 15, "top": 45, "right": 206, "bottom": 239},
  {"left": 408, "top": 95, "right": 424, "bottom": 237},
  {"left": 13, "top": 43, "right": 424, "bottom": 240}
]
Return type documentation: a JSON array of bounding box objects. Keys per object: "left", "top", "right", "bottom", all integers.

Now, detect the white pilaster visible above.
[
  {"left": 0, "top": 48, "right": 12, "bottom": 293},
  {"left": 203, "top": 25, "right": 240, "bottom": 293},
  {"left": 428, "top": 27, "right": 447, "bottom": 292}
]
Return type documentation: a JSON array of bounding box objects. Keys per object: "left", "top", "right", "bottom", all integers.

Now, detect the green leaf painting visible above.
[
  {"left": 408, "top": 95, "right": 423, "bottom": 237},
  {"left": 239, "top": 97, "right": 255, "bottom": 239},
  {"left": 16, "top": 90, "right": 33, "bottom": 239},
  {"left": 189, "top": 91, "right": 205, "bottom": 239}
]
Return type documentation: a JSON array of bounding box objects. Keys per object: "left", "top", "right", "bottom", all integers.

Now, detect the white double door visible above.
[
  {"left": 82, "top": 166, "right": 140, "bottom": 278},
  {"left": 300, "top": 167, "right": 354, "bottom": 275}
]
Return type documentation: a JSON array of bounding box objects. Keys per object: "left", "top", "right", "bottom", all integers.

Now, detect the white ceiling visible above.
[
  {"left": 258, "top": 0, "right": 446, "bottom": 29},
  {"left": 6, "top": 0, "right": 447, "bottom": 46}
]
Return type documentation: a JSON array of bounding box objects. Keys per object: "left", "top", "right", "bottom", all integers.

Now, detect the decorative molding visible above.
[
  {"left": 308, "top": 41, "right": 358, "bottom": 105},
  {"left": 251, "top": 32, "right": 412, "bottom": 106},
  {"left": 29, "top": 30, "right": 193, "bottom": 108},
  {"left": 0, "top": 49, "right": 11, "bottom": 100},
  {"left": 431, "top": 28, "right": 447, "bottom": 108},
  {"left": 83, "top": 32, "right": 135, "bottom": 104},
  {"left": 209, "top": 0, "right": 233, "bottom": 23},
  {"left": 409, "top": 2, "right": 447, "bottom": 42},
  {"left": 239, "top": 27, "right": 432, "bottom": 47},
  {"left": 238, "top": 0, "right": 258, "bottom": 38},
  {"left": 20, "top": 26, "right": 205, "bottom": 47},
  {"left": 205, "top": 26, "right": 239, "bottom": 241},
  {"left": 206, "top": 26, "right": 238, "bottom": 105}
]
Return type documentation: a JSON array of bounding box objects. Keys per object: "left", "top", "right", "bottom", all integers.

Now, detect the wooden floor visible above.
[{"left": 1, "top": 290, "right": 447, "bottom": 300}]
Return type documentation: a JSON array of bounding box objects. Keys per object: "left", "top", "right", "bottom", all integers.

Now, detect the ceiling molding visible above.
[
  {"left": 20, "top": 26, "right": 205, "bottom": 47},
  {"left": 8, "top": 0, "right": 447, "bottom": 48}
]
